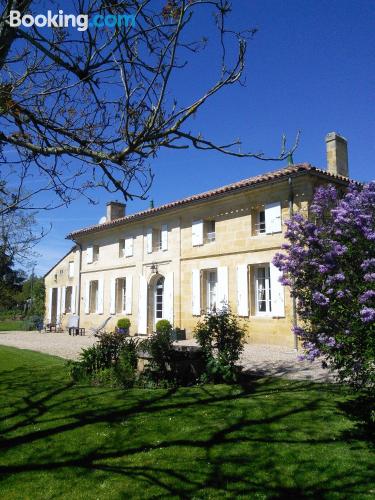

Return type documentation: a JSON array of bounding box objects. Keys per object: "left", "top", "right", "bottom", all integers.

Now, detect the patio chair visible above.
[{"left": 87, "top": 316, "right": 111, "bottom": 337}]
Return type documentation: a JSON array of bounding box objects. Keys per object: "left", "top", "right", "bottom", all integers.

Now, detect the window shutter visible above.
[
  {"left": 86, "top": 245, "right": 93, "bottom": 264},
  {"left": 57, "top": 287, "right": 62, "bottom": 321},
  {"left": 192, "top": 269, "right": 201, "bottom": 315},
  {"left": 84, "top": 281, "right": 90, "bottom": 314},
  {"left": 163, "top": 272, "right": 174, "bottom": 324},
  {"left": 69, "top": 262, "right": 74, "bottom": 278},
  {"left": 125, "top": 275, "right": 132, "bottom": 314},
  {"left": 110, "top": 278, "right": 116, "bottom": 314},
  {"left": 161, "top": 224, "right": 168, "bottom": 251},
  {"left": 146, "top": 228, "right": 153, "bottom": 253},
  {"left": 71, "top": 286, "right": 77, "bottom": 314},
  {"left": 138, "top": 275, "right": 148, "bottom": 334},
  {"left": 217, "top": 266, "right": 229, "bottom": 310},
  {"left": 237, "top": 264, "right": 249, "bottom": 316},
  {"left": 97, "top": 278, "right": 104, "bottom": 314},
  {"left": 47, "top": 288, "right": 53, "bottom": 322},
  {"left": 125, "top": 237, "right": 133, "bottom": 257},
  {"left": 61, "top": 286, "right": 66, "bottom": 315},
  {"left": 265, "top": 202, "right": 282, "bottom": 234},
  {"left": 270, "top": 262, "right": 285, "bottom": 317},
  {"left": 192, "top": 220, "right": 203, "bottom": 246}
]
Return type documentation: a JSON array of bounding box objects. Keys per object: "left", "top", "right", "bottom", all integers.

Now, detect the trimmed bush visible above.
[
  {"left": 117, "top": 317, "right": 131, "bottom": 334},
  {"left": 155, "top": 319, "right": 172, "bottom": 335}
]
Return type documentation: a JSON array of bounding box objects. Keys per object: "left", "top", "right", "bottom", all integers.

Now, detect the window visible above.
[
  {"left": 252, "top": 202, "right": 282, "bottom": 235},
  {"left": 201, "top": 269, "right": 217, "bottom": 312},
  {"left": 87, "top": 245, "right": 99, "bottom": 264},
  {"left": 255, "top": 210, "right": 266, "bottom": 235},
  {"left": 119, "top": 239, "right": 125, "bottom": 258},
  {"left": 116, "top": 278, "right": 126, "bottom": 313},
  {"left": 152, "top": 229, "right": 162, "bottom": 252},
  {"left": 204, "top": 220, "right": 216, "bottom": 243},
  {"left": 254, "top": 265, "right": 272, "bottom": 315},
  {"left": 89, "top": 280, "right": 99, "bottom": 313},
  {"left": 155, "top": 276, "right": 164, "bottom": 319},
  {"left": 93, "top": 245, "right": 99, "bottom": 262},
  {"left": 68, "top": 261, "right": 74, "bottom": 278},
  {"left": 65, "top": 286, "right": 73, "bottom": 313}
]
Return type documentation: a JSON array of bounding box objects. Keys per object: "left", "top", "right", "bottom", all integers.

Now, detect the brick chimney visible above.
[
  {"left": 106, "top": 201, "right": 126, "bottom": 221},
  {"left": 325, "top": 132, "right": 349, "bottom": 177}
]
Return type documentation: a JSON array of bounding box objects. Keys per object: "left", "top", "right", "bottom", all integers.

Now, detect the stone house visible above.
[{"left": 44, "top": 132, "right": 351, "bottom": 347}]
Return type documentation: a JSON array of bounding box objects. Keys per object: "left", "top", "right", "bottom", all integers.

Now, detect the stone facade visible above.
[{"left": 44, "top": 164, "right": 350, "bottom": 347}]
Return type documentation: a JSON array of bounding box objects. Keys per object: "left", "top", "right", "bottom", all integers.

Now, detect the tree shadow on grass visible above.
[{"left": 0, "top": 365, "right": 374, "bottom": 498}]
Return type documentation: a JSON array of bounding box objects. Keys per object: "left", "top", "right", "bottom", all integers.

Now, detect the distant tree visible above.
[
  {"left": 0, "top": 250, "right": 26, "bottom": 310},
  {"left": 274, "top": 182, "right": 375, "bottom": 392},
  {"left": 0, "top": 0, "right": 299, "bottom": 213},
  {"left": 15, "top": 275, "right": 45, "bottom": 317}
]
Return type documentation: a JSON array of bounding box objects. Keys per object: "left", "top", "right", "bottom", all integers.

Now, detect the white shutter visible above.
[
  {"left": 270, "top": 262, "right": 285, "bottom": 317},
  {"left": 217, "top": 266, "right": 229, "bottom": 310},
  {"left": 146, "top": 228, "right": 152, "bottom": 253},
  {"left": 265, "top": 202, "right": 282, "bottom": 234},
  {"left": 57, "top": 287, "right": 62, "bottom": 320},
  {"left": 138, "top": 275, "right": 148, "bottom": 334},
  {"left": 84, "top": 281, "right": 90, "bottom": 314},
  {"left": 125, "top": 275, "right": 132, "bottom": 314},
  {"left": 97, "top": 278, "right": 104, "bottom": 314},
  {"left": 237, "top": 264, "right": 249, "bottom": 316},
  {"left": 47, "top": 288, "right": 53, "bottom": 322},
  {"left": 61, "top": 286, "right": 66, "bottom": 315},
  {"left": 163, "top": 272, "right": 174, "bottom": 324},
  {"left": 125, "top": 237, "right": 133, "bottom": 257},
  {"left": 71, "top": 286, "right": 77, "bottom": 314},
  {"left": 86, "top": 245, "right": 93, "bottom": 264},
  {"left": 161, "top": 224, "right": 168, "bottom": 251},
  {"left": 192, "top": 220, "right": 203, "bottom": 246},
  {"left": 110, "top": 278, "right": 116, "bottom": 314},
  {"left": 192, "top": 269, "right": 201, "bottom": 315},
  {"left": 68, "top": 261, "right": 74, "bottom": 278}
]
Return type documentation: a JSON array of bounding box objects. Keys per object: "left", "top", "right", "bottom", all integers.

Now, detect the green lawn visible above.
[
  {"left": 0, "top": 320, "right": 30, "bottom": 331},
  {"left": 0, "top": 346, "right": 373, "bottom": 499}
]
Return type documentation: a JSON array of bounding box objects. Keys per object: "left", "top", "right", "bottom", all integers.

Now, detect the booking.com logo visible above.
[{"left": 8, "top": 10, "right": 136, "bottom": 32}]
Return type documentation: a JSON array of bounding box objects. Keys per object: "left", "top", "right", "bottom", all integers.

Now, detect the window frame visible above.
[
  {"left": 89, "top": 280, "right": 99, "bottom": 313},
  {"left": 253, "top": 264, "right": 272, "bottom": 316},
  {"left": 65, "top": 286, "right": 73, "bottom": 313},
  {"left": 204, "top": 220, "right": 216, "bottom": 244}
]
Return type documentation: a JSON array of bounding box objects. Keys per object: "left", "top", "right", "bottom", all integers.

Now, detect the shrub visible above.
[
  {"left": 140, "top": 329, "right": 174, "bottom": 384},
  {"left": 194, "top": 306, "right": 246, "bottom": 383},
  {"left": 113, "top": 337, "right": 139, "bottom": 388},
  {"left": 155, "top": 319, "right": 172, "bottom": 335},
  {"left": 68, "top": 332, "right": 130, "bottom": 381},
  {"left": 274, "top": 182, "right": 375, "bottom": 392},
  {"left": 117, "top": 317, "right": 131, "bottom": 334}
]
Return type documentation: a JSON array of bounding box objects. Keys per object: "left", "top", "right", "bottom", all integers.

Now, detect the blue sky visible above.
[{"left": 28, "top": 0, "right": 374, "bottom": 275}]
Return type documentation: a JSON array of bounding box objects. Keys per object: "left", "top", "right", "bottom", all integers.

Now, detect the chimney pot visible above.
[
  {"left": 106, "top": 201, "right": 126, "bottom": 222},
  {"left": 325, "top": 132, "right": 349, "bottom": 178}
]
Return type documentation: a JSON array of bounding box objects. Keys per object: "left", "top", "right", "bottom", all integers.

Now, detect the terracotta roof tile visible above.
[{"left": 67, "top": 163, "right": 352, "bottom": 239}]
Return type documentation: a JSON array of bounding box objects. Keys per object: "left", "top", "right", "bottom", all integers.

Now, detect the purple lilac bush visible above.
[{"left": 273, "top": 182, "right": 375, "bottom": 391}]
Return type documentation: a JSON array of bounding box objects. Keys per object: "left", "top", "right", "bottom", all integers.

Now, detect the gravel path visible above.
[{"left": 0, "top": 331, "right": 335, "bottom": 382}]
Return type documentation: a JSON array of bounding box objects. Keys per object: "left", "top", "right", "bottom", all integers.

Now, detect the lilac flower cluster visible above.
[{"left": 273, "top": 182, "right": 375, "bottom": 389}]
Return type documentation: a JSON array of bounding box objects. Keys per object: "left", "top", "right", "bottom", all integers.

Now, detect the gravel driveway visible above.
[{"left": 0, "top": 331, "right": 335, "bottom": 382}]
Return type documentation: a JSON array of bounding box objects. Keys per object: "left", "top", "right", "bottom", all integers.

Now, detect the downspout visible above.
[
  {"left": 288, "top": 177, "right": 298, "bottom": 351},
  {"left": 76, "top": 241, "right": 83, "bottom": 328}
]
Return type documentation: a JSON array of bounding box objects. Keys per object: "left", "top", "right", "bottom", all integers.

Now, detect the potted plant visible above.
[{"left": 117, "top": 317, "right": 131, "bottom": 335}]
